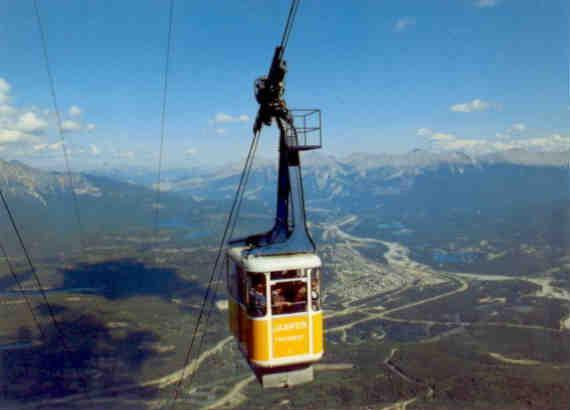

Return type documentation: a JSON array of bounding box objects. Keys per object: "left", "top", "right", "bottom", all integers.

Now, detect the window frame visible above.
[
  {"left": 246, "top": 272, "right": 268, "bottom": 318},
  {"left": 309, "top": 267, "right": 321, "bottom": 312},
  {"left": 270, "top": 269, "right": 307, "bottom": 281},
  {"left": 269, "top": 277, "right": 309, "bottom": 316}
]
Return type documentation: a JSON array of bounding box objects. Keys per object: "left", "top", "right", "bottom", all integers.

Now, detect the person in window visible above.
[
  {"left": 311, "top": 277, "right": 320, "bottom": 311},
  {"left": 271, "top": 286, "right": 286, "bottom": 314},
  {"left": 295, "top": 284, "right": 307, "bottom": 302},
  {"left": 249, "top": 282, "right": 266, "bottom": 317},
  {"left": 293, "top": 283, "right": 307, "bottom": 313}
]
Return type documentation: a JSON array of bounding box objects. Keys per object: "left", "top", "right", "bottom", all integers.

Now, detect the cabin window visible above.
[
  {"left": 310, "top": 268, "right": 321, "bottom": 311},
  {"left": 270, "top": 269, "right": 305, "bottom": 280},
  {"left": 247, "top": 273, "right": 267, "bottom": 317},
  {"left": 271, "top": 280, "right": 307, "bottom": 315},
  {"left": 227, "top": 260, "right": 239, "bottom": 300}
]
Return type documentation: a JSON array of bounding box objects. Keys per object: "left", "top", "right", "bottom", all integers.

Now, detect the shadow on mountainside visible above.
[
  {"left": 60, "top": 259, "right": 206, "bottom": 301},
  {"left": 0, "top": 308, "right": 164, "bottom": 404}
]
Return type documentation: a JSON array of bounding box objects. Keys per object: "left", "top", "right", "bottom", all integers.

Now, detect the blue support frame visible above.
[
  {"left": 229, "top": 45, "right": 321, "bottom": 257},
  {"left": 230, "top": 116, "right": 317, "bottom": 256}
]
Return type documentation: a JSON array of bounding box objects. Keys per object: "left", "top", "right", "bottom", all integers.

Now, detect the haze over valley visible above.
[{"left": 0, "top": 147, "right": 568, "bottom": 409}]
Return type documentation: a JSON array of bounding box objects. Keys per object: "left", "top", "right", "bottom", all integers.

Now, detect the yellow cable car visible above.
[
  {"left": 226, "top": 247, "right": 323, "bottom": 387},
  {"left": 226, "top": 1, "right": 324, "bottom": 387}
]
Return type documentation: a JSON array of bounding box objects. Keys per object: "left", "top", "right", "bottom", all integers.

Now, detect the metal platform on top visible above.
[{"left": 286, "top": 109, "right": 322, "bottom": 151}]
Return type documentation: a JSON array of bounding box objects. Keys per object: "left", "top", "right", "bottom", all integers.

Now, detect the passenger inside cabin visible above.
[
  {"left": 248, "top": 275, "right": 266, "bottom": 317},
  {"left": 311, "top": 275, "right": 320, "bottom": 311},
  {"left": 271, "top": 281, "right": 308, "bottom": 315},
  {"left": 295, "top": 284, "right": 307, "bottom": 303},
  {"left": 271, "top": 286, "right": 286, "bottom": 314}
]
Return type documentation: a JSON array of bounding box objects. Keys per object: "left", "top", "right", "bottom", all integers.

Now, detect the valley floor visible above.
[{"left": 0, "top": 215, "right": 568, "bottom": 410}]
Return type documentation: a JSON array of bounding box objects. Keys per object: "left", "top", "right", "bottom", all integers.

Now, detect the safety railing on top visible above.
[{"left": 286, "top": 109, "right": 322, "bottom": 150}]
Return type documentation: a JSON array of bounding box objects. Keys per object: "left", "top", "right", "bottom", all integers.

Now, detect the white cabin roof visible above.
[{"left": 227, "top": 246, "right": 321, "bottom": 273}]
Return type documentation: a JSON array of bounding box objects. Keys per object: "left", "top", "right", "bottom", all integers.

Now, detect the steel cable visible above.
[
  {"left": 32, "top": 0, "right": 85, "bottom": 259},
  {"left": 169, "top": 130, "right": 260, "bottom": 406},
  {"left": 153, "top": 0, "right": 176, "bottom": 243},
  {"left": 0, "top": 239, "right": 46, "bottom": 340},
  {"left": 180, "top": 130, "right": 261, "bottom": 400},
  {"left": 169, "top": 0, "right": 301, "bottom": 404},
  {"left": 0, "top": 189, "right": 96, "bottom": 397},
  {"left": 279, "top": 0, "right": 300, "bottom": 58}
]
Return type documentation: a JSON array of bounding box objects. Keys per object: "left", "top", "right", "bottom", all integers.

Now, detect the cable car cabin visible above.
[
  {"left": 226, "top": 246, "right": 324, "bottom": 388},
  {"left": 225, "top": 2, "right": 325, "bottom": 387}
]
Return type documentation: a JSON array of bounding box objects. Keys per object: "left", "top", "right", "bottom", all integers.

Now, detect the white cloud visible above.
[
  {"left": 0, "top": 78, "right": 10, "bottom": 94},
  {"left": 495, "top": 123, "right": 527, "bottom": 139},
  {"left": 517, "top": 134, "right": 570, "bottom": 152},
  {"left": 0, "top": 78, "right": 11, "bottom": 104},
  {"left": 0, "top": 104, "right": 16, "bottom": 117},
  {"left": 450, "top": 99, "right": 492, "bottom": 113},
  {"left": 0, "top": 77, "right": 100, "bottom": 155},
  {"left": 68, "top": 105, "right": 82, "bottom": 117},
  {"left": 418, "top": 128, "right": 458, "bottom": 145},
  {"left": 32, "top": 143, "right": 47, "bottom": 151},
  {"left": 416, "top": 128, "right": 432, "bottom": 137},
  {"left": 215, "top": 128, "right": 227, "bottom": 136},
  {"left": 431, "top": 132, "right": 457, "bottom": 141},
  {"left": 32, "top": 141, "right": 63, "bottom": 152},
  {"left": 0, "top": 129, "right": 27, "bottom": 144},
  {"left": 475, "top": 0, "right": 498, "bottom": 8},
  {"left": 185, "top": 148, "right": 197, "bottom": 157},
  {"left": 419, "top": 127, "right": 569, "bottom": 154},
  {"left": 61, "top": 120, "right": 81, "bottom": 133},
  {"left": 88, "top": 144, "right": 100, "bottom": 156},
  {"left": 509, "top": 123, "right": 526, "bottom": 132},
  {"left": 394, "top": 17, "right": 415, "bottom": 32},
  {"left": 213, "top": 112, "right": 250, "bottom": 124},
  {"left": 0, "top": 84, "right": 46, "bottom": 145},
  {"left": 16, "top": 111, "right": 48, "bottom": 133},
  {"left": 215, "top": 113, "right": 233, "bottom": 123},
  {"left": 417, "top": 128, "right": 456, "bottom": 141},
  {"left": 118, "top": 151, "right": 135, "bottom": 160},
  {"left": 0, "top": 110, "right": 44, "bottom": 146}
]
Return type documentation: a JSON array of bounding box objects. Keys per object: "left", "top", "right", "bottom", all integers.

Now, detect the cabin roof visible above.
[{"left": 227, "top": 246, "right": 321, "bottom": 272}]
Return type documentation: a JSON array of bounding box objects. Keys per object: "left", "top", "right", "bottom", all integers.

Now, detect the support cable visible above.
[
  {"left": 279, "top": 0, "right": 300, "bottom": 58},
  {"left": 170, "top": 0, "right": 300, "bottom": 403},
  {"left": 170, "top": 130, "right": 261, "bottom": 405},
  {"left": 0, "top": 239, "right": 46, "bottom": 340},
  {"left": 31, "top": 3, "right": 96, "bottom": 395},
  {"left": 0, "top": 190, "right": 65, "bottom": 343},
  {"left": 0, "top": 188, "right": 93, "bottom": 395},
  {"left": 181, "top": 131, "right": 261, "bottom": 398},
  {"left": 32, "top": 0, "right": 85, "bottom": 258},
  {"left": 153, "top": 0, "right": 175, "bottom": 242}
]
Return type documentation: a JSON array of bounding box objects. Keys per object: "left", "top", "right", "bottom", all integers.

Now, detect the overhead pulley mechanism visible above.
[{"left": 253, "top": 46, "right": 289, "bottom": 133}]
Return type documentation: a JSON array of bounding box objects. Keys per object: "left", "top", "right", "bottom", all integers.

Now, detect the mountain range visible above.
[
  {"left": 125, "top": 148, "right": 568, "bottom": 215},
  {"left": 0, "top": 148, "right": 567, "bottom": 258}
]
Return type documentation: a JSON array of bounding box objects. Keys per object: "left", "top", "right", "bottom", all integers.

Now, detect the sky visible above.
[{"left": 0, "top": 0, "right": 568, "bottom": 170}]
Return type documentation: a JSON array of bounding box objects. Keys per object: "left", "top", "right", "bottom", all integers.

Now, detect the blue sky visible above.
[{"left": 0, "top": 0, "right": 568, "bottom": 170}]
